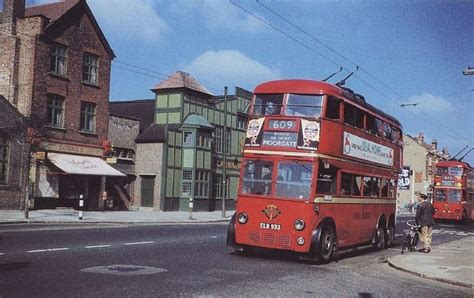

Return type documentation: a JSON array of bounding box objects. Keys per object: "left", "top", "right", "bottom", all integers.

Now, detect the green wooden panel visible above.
[
  {"left": 204, "top": 151, "right": 211, "bottom": 169},
  {"left": 156, "top": 112, "right": 167, "bottom": 124},
  {"left": 166, "top": 169, "right": 174, "bottom": 197},
  {"left": 168, "top": 112, "right": 181, "bottom": 123},
  {"left": 167, "top": 148, "right": 175, "bottom": 166},
  {"left": 183, "top": 149, "right": 194, "bottom": 168},
  {"left": 175, "top": 149, "right": 182, "bottom": 167},
  {"left": 174, "top": 169, "right": 182, "bottom": 197},
  {"left": 176, "top": 132, "right": 182, "bottom": 146},
  {"left": 229, "top": 176, "right": 238, "bottom": 199},
  {"left": 196, "top": 150, "right": 203, "bottom": 168},
  {"left": 168, "top": 132, "right": 175, "bottom": 146},
  {"left": 156, "top": 94, "right": 168, "bottom": 108},
  {"left": 168, "top": 93, "right": 182, "bottom": 108},
  {"left": 184, "top": 103, "right": 190, "bottom": 116}
]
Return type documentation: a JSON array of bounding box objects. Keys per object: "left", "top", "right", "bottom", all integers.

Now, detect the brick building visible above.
[
  {"left": 0, "top": 0, "right": 123, "bottom": 210},
  {"left": 110, "top": 71, "right": 251, "bottom": 211},
  {"left": 398, "top": 132, "right": 449, "bottom": 209},
  {"left": 0, "top": 95, "right": 30, "bottom": 209}
]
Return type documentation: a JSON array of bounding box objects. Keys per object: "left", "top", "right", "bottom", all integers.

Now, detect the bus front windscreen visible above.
[
  {"left": 253, "top": 94, "right": 284, "bottom": 116},
  {"left": 240, "top": 159, "right": 313, "bottom": 199},
  {"left": 285, "top": 94, "right": 323, "bottom": 117}
]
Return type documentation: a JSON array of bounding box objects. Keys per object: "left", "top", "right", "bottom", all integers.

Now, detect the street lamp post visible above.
[{"left": 222, "top": 86, "right": 228, "bottom": 218}]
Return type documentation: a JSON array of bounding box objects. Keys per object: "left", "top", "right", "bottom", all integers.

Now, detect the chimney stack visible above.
[
  {"left": 417, "top": 133, "right": 424, "bottom": 145},
  {"left": 431, "top": 139, "right": 438, "bottom": 150},
  {"left": 2, "top": 0, "right": 25, "bottom": 34}
]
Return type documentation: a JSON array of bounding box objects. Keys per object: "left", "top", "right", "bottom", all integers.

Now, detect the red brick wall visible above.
[{"left": 27, "top": 9, "right": 112, "bottom": 150}]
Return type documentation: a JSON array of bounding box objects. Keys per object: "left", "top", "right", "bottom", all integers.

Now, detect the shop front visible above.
[{"left": 33, "top": 146, "right": 125, "bottom": 210}]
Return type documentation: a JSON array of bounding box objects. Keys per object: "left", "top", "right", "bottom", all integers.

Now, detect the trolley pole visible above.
[{"left": 222, "top": 86, "right": 228, "bottom": 219}]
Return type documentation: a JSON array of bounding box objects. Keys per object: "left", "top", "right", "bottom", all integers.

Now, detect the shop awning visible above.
[{"left": 48, "top": 153, "right": 126, "bottom": 177}]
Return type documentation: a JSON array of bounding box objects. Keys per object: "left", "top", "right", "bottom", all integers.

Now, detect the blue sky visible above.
[{"left": 10, "top": 0, "right": 474, "bottom": 164}]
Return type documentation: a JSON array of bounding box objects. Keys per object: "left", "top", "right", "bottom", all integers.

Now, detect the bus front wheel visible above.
[{"left": 318, "top": 224, "right": 335, "bottom": 263}]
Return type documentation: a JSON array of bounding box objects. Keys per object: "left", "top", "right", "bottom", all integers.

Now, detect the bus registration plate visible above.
[{"left": 260, "top": 222, "right": 281, "bottom": 230}]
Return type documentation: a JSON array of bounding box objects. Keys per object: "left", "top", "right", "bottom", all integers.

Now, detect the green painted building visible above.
[{"left": 142, "top": 71, "right": 251, "bottom": 211}]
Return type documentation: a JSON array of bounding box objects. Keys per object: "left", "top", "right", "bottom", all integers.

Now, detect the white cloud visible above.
[
  {"left": 184, "top": 50, "right": 281, "bottom": 90},
  {"left": 404, "top": 93, "right": 454, "bottom": 113},
  {"left": 170, "top": 0, "right": 268, "bottom": 33},
  {"left": 88, "top": 0, "right": 169, "bottom": 43}
]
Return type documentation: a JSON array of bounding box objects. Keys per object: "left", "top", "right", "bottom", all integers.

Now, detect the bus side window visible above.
[
  {"left": 363, "top": 177, "right": 380, "bottom": 197},
  {"left": 389, "top": 179, "right": 396, "bottom": 198},
  {"left": 380, "top": 178, "right": 389, "bottom": 197},
  {"left": 344, "top": 104, "right": 356, "bottom": 126},
  {"left": 316, "top": 161, "right": 338, "bottom": 195},
  {"left": 366, "top": 113, "right": 377, "bottom": 134},
  {"left": 355, "top": 107, "right": 364, "bottom": 129},
  {"left": 325, "top": 96, "right": 340, "bottom": 120}
]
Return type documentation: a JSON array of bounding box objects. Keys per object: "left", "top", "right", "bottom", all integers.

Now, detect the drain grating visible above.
[{"left": 81, "top": 264, "right": 167, "bottom": 276}]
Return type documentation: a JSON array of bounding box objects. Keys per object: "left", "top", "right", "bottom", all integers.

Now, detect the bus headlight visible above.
[
  {"left": 237, "top": 212, "right": 248, "bottom": 224},
  {"left": 434, "top": 208, "right": 438, "bottom": 212},
  {"left": 296, "top": 237, "right": 305, "bottom": 246},
  {"left": 294, "top": 219, "right": 305, "bottom": 231}
]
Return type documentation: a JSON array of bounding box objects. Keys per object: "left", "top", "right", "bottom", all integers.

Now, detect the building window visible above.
[
  {"left": 237, "top": 115, "right": 246, "bottom": 130},
  {"left": 182, "top": 169, "right": 193, "bottom": 197},
  {"left": 212, "top": 174, "right": 229, "bottom": 199},
  {"left": 50, "top": 44, "right": 67, "bottom": 76},
  {"left": 183, "top": 131, "right": 195, "bottom": 147},
  {"left": 0, "top": 133, "right": 8, "bottom": 184},
  {"left": 80, "top": 102, "right": 96, "bottom": 133},
  {"left": 198, "top": 132, "right": 211, "bottom": 149},
  {"left": 195, "top": 170, "right": 209, "bottom": 197},
  {"left": 82, "top": 53, "right": 99, "bottom": 84},
  {"left": 47, "top": 94, "right": 64, "bottom": 127},
  {"left": 214, "top": 126, "right": 223, "bottom": 153}
]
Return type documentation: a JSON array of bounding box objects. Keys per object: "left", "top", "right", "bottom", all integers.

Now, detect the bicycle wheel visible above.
[
  {"left": 401, "top": 234, "right": 412, "bottom": 254},
  {"left": 410, "top": 232, "right": 419, "bottom": 252}
]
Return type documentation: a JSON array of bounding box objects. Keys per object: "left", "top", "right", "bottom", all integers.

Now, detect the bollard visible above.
[
  {"left": 188, "top": 197, "right": 194, "bottom": 220},
  {"left": 79, "top": 194, "right": 84, "bottom": 220}
]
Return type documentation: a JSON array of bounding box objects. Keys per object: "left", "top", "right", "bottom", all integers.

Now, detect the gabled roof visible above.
[
  {"left": 25, "top": 0, "right": 79, "bottom": 22},
  {"left": 24, "top": 0, "right": 115, "bottom": 58},
  {"left": 152, "top": 71, "right": 213, "bottom": 96},
  {"left": 135, "top": 124, "right": 180, "bottom": 144},
  {"left": 109, "top": 99, "right": 155, "bottom": 132}
]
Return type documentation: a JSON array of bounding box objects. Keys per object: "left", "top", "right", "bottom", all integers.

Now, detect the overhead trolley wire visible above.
[{"left": 230, "top": 0, "right": 472, "bottom": 144}]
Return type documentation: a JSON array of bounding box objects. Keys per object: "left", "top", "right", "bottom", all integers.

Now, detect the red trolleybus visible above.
[
  {"left": 227, "top": 79, "right": 403, "bottom": 262},
  {"left": 433, "top": 160, "right": 474, "bottom": 223}
]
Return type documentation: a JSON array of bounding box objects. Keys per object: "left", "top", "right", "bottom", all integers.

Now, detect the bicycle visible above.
[{"left": 401, "top": 221, "right": 420, "bottom": 254}]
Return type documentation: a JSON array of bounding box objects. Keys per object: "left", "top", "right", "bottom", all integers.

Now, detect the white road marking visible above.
[
  {"left": 85, "top": 245, "right": 111, "bottom": 249},
  {"left": 27, "top": 248, "right": 69, "bottom": 253},
  {"left": 124, "top": 241, "right": 155, "bottom": 246}
]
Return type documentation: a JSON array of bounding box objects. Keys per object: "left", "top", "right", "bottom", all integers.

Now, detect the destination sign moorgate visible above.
[{"left": 261, "top": 131, "right": 298, "bottom": 147}]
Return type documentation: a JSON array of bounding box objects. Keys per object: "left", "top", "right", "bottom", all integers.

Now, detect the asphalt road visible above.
[{"left": 0, "top": 216, "right": 472, "bottom": 297}]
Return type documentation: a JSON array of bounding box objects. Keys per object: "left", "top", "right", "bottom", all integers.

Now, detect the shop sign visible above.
[{"left": 398, "top": 166, "right": 411, "bottom": 190}]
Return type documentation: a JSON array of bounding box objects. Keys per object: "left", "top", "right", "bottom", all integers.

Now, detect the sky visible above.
[{"left": 5, "top": 0, "right": 474, "bottom": 164}]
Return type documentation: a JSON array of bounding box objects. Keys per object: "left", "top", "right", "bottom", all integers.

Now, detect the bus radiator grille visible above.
[{"left": 248, "top": 231, "right": 291, "bottom": 249}]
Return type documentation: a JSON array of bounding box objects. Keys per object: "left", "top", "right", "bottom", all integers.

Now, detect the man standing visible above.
[{"left": 415, "top": 193, "right": 435, "bottom": 253}]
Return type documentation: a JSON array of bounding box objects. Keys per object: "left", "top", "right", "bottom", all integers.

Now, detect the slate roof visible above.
[
  {"left": 25, "top": 0, "right": 79, "bottom": 22},
  {"left": 152, "top": 71, "right": 213, "bottom": 96},
  {"left": 23, "top": 0, "right": 115, "bottom": 58},
  {"left": 109, "top": 100, "right": 155, "bottom": 132},
  {"left": 135, "top": 124, "right": 181, "bottom": 144}
]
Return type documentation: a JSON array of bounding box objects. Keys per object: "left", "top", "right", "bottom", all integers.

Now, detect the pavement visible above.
[{"left": 0, "top": 208, "right": 472, "bottom": 289}]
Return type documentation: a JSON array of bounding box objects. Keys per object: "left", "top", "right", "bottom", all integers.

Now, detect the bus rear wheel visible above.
[
  {"left": 373, "top": 224, "right": 385, "bottom": 250},
  {"left": 318, "top": 224, "right": 335, "bottom": 263},
  {"left": 385, "top": 224, "right": 395, "bottom": 248}
]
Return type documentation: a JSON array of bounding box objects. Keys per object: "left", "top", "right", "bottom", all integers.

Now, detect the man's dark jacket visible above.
[{"left": 415, "top": 200, "right": 435, "bottom": 226}]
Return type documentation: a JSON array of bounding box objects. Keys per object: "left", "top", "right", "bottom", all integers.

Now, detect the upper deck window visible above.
[
  {"left": 286, "top": 94, "right": 322, "bottom": 117},
  {"left": 253, "top": 94, "right": 284, "bottom": 116}
]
